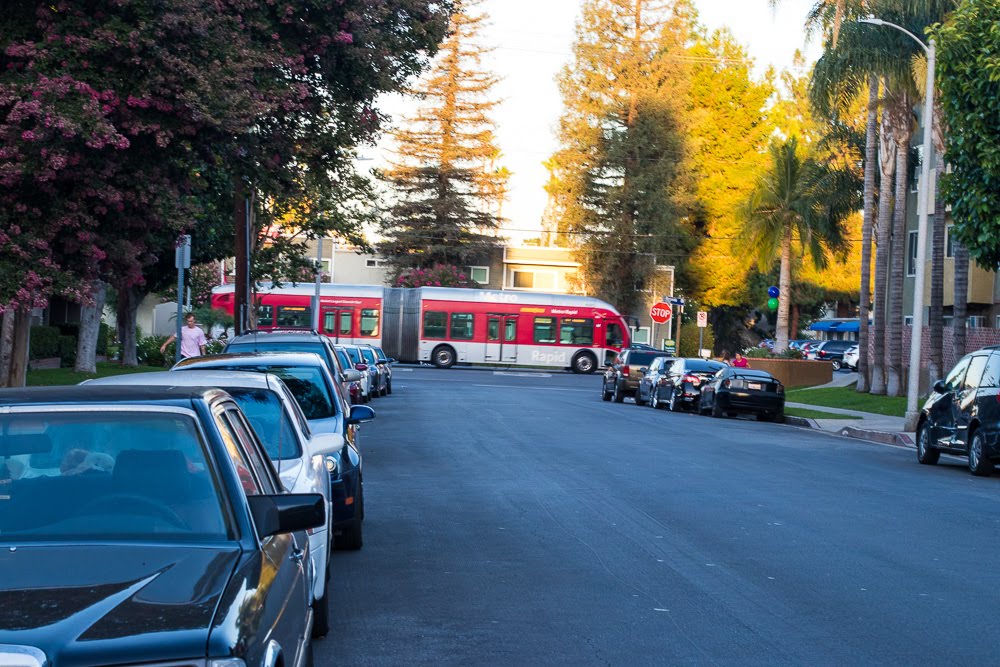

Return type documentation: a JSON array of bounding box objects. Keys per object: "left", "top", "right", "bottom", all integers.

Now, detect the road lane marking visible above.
[
  {"left": 494, "top": 371, "right": 553, "bottom": 378},
  {"left": 471, "top": 384, "right": 592, "bottom": 392}
]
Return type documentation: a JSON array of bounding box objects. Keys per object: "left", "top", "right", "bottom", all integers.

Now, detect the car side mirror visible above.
[
  {"left": 355, "top": 363, "right": 368, "bottom": 371},
  {"left": 638, "top": 366, "right": 648, "bottom": 374},
  {"left": 308, "top": 432, "right": 344, "bottom": 457},
  {"left": 933, "top": 379, "right": 947, "bottom": 394},
  {"left": 347, "top": 404, "right": 376, "bottom": 425},
  {"left": 342, "top": 369, "right": 363, "bottom": 383},
  {"left": 248, "top": 493, "right": 325, "bottom": 538},
  {"left": 387, "top": 358, "right": 396, "bottom": 364}
]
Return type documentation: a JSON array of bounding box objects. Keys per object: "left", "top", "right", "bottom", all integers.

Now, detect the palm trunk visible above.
[
  {"left": 953, "top": 241, "right": 969, "bottom": 362},
  {"left": 870, "top": 96, "right": 897, "bottom": 395},
  {"left": 117, "top": 286, "right": 142, "bottom": 367},
  {"left": 929, "top": 100, "right": 947, "bottom": 384},
  {"left": 74, "top": 280, "right": 107, "bottom": 374},
  {"left": 775, "top": 226, "right": 792, "bottom": 354},
  {"left": 857, "top": 77, "right": 879, "bottom": 393},
  {"left": 886, "top": 103, "right": 913, "bottom": 398}
]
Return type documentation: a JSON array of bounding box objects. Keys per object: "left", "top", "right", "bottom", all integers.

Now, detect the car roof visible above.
[
  {"left": 229, "top": 331, "right": 326, "bottom": 344},
  {"left": 0, "top": 385, "right": 228, "bottom": 408},
  {"left": 85, "top": 370, "right": 280, "bottom": 392},
  {"left": 175, "top": 351, "right": 327, "bottom": 368}
]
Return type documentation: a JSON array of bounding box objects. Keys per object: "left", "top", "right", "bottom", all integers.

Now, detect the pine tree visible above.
[
  {"left": 379, "top": 0, "right": 508, "bottom": 276},
  {"left": 546, "top": 0, "right": 698, "bottom": 318}
]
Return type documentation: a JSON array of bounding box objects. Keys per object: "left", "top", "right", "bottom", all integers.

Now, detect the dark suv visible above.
[
  {"left": 917, "top": 348, "right": 1000, "bottom": 476},
  {"left": 807, "top": 339, "right": 856, "bottom": 371},
  {"left": 602, "top": 348, "right": 673, "bottom": 403}
]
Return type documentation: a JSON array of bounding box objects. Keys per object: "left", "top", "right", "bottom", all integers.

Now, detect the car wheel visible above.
[
  {"left": 916, "top": 423, "right": 939, "bottom": 465},
  {"left": 336, "top": 515, "right": 364, "bottom": 550},
  {"left": 668, "top": 387, "right": 681, "bottom": 412},
  {"left": 772, "top": 406, "right": 785, "bottom": 424},
  {"left": 601, "top": 380, "right": 612, "bottom": 402},
  {"left": 432, "top": 344, "right": 456, "bottom": 369},
  {"left": 387, "top": 381, "right": 392, "bottom": 395},
  {"left": 968, "top": 430, "right": 992, "bottom": 477},
  {"left": 651, "top": 388, "right": 660, "bottom": 409},
  {"left": 711, "top": 399, "right": 725, "bottom": 418},
  {"left": 832, "top": 360, "right": 842, "bottom": 371},
  {"left": 312, "top": 584, "right": 330, "bottom": 638},
  {"left": 571, "top": 351, "right": 597, "bottom": 374},
  {"left": 613, "top": 381, "right": 625, "bottom": 403},
  {"left": 635, "top": 386, "right": 647, "bottom": 406},
  {"left": 756, "top": 411, "right": 773, "bottom": 422}
]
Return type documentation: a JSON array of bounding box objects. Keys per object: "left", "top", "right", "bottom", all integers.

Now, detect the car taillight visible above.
[
  {"left": 684, "top": 374, "right": 700, "bottom": 386},
  {"left": 622, "top": 365, "right": 630, "bottom": 376},
  {"left": 722, "top": 379, "right": 731, "bottom": 388}
]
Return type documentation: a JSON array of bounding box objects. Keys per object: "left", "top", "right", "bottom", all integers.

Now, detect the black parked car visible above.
[
  {"left": 699, "top": 367, "right": 786, "bottom": 422},
  {"left": 635, "top": 356, "right": 677, "bottom": 408},
  {"left": 0, "top": 386, "right": 324, "bottom": 666},
  {"left": 660, "top": 358, "right": 728, "bottom": 412},
  {"left": 807, "top": 339, "right": 856, "bottom": 371},
  {"left": 602, "top": 348, "right": 673, "bottom": 403},
  {"left": 917, "top": 348, "right": 1000, "bottom": 476}
]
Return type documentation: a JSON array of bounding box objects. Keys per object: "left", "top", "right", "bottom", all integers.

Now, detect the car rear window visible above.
[
  {"left": 0, "top": 411, "right": 232, "bottom": 543},
  {"left": 178, "top": 364, "right": 338, "bottom": 420},
  {"left": 687, "top": 360, "right": 726, "bottom": 372},
  {"left": 627, "top": 352, "right": 664, "bottom": 366}
]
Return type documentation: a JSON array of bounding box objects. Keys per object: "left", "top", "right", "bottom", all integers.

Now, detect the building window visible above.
[
  {"left": 968, "top": 316, "right": 984, "bottom": 329},
  {"left": 468, "top": 266, "right": 489, "bottom": 285},
  {"left": 533, "top": 317, "right": 557, "bottom": 343},
  {"left": 996, "top": 315, "right": 1000, "bottom": 330},
  {"left": 423, "top": 311, "right": 447, "bottom": 339},
  {"left": 512, "top": 270, "right": 556, "bottom": 290},
  {"left": 360, "top": 308, "right": 379, "bottom": 336},
  {"left": 449, "top": 313, "right": 474, "bottom": 340},
  {"left": 904, "top": 316, "right": 913, "bottom": 327},
  {"left": 907, "top": 230, "right": 918, "bottom": 277},
  {"left": 946, "top": 224, "right": 954, "bottom": 258},
  {"left": 365, "top": 259, "right": 389, "bottom": 268}
]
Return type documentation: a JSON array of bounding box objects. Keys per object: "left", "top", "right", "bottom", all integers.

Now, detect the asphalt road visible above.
[{"left": 318, "top": 367, "right": 1000, "bottom": 666}]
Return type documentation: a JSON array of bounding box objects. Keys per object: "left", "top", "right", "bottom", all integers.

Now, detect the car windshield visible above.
[
  {"left": 360, "top": 348, "right": 377, "bottom": 364},
  {"left": 334, "top": 349, "right": 352, "bottom": 371},
  {"left": 0, "top": 411, "right": 231, "bottom": 543},
  {"left": 226, "top": 389, "right": 302, "bottom": 461},
  {"left": 688, "top": 360, "right": 725, "bottom": 372},
  {"left": 179, "top": 364, "right": 338, "bottom": 420},
  {"left": 345, "top": 347, "right": 362, "bottom": 364},
  {"left": 374, "top": 348, "right": 388, "bottom": 362}
]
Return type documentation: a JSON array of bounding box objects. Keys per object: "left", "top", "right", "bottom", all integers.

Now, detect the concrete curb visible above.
[
  {"left": 785, "top": 415, "right": 819, "bottom": 429},
  {"left": 786, "top": 416, "right": 915, "bottom": 449}
]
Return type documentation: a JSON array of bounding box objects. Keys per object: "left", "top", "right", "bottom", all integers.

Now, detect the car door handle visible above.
[{"left": 291, "top": 548, "right": 305, "bottom": 563}]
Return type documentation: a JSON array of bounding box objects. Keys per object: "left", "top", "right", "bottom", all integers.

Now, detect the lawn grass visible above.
[
  {"left": 785, "top": 406, "right": 863, "bottom": 420},
  {"left": 785, "top": 383, "right": 907, "bottom": 417},
  {"left": 27, "top": 361, "right": 164, "bottom": 387}
]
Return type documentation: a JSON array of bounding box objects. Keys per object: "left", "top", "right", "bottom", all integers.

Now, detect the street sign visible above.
[
  {"left": 650, "top": 302, "right": 673, "bottom": 324},
  {"left": 662, "top": 339, "right": 676, "bottom": 355},
  {"left": 174, "top": 234, "right": 192, "bottom": 270},
  {"left": 697, "top": 311, "right": 708, "bottom": 328},
  {"left": 666, "top": 297, "right": 685, "bottom": 306}
]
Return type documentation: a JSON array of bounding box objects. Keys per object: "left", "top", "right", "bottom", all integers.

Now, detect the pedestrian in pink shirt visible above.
[{"left": 160, "top": 313, "right": 207, "bottom": 359}]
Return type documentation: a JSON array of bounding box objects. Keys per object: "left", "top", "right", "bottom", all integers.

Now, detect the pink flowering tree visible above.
[{"left": 395, "top": 264, "right": 477, "bottom": 288}]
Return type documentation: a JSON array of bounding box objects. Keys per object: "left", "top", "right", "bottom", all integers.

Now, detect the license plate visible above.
[{"left": 748, "top": 382, "right": 762, "bottom": 390}]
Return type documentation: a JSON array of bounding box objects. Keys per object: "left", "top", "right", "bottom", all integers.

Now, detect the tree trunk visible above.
[
  {"left": 775, "top": 226, "right": 792, "bottom": 354},
  {"left": 8, "top": 309, "right": 31, "bottom": 388},
  {"left": 886, "top": 103, "right": 912, "bottom": 398},
  {"left": 790, "top": 304, "right": 800, "bottom": 345},
  {"left": 74, "top": 280, "right": 107, "bottom": 374},
  {"left": 0, "top": 310, "right": 14, "bottom": 387},
  {"left": 870, "top": 94, "right": 897, "bottom": 396},
  {"left": 857, "top": 77, "right": 879, "bottom": 393},
  {"left": 117, "top": 286, "right": 142, "bottom": 367},
  {"left": 953, "top": 241, "right": 969, "bottom": 362}
]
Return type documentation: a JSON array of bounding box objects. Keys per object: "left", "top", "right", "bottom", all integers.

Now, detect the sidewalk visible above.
[{"left": 784, "top": 401, "right": 915, "bottom": 448}]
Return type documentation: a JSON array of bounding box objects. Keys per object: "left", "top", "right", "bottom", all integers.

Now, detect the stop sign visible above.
[{"left": 650, "top": 302, "right": 672, "bottom": 324}]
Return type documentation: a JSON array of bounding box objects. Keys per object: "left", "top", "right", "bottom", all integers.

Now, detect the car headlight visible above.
[
  {"left": 325, "top": 455, "right": 338, "bottom": 474},
  {"left": 210, "top": 660, "right": 246, "bottom": 667}
]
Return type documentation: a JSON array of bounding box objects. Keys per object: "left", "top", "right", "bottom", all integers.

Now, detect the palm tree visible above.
[{"left": 740, "top": 138, "right": 854, "bottom": 353}]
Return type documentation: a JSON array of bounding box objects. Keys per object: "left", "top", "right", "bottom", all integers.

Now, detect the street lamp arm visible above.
[{"left": 858, "top": 17, "right": 929, "bottom": 54}]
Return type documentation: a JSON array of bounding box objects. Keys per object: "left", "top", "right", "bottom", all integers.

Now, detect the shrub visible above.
[
  {"left": 57, "top": 335, "right": 77, "bottom": 368},
  {"left": 205, "top": 339, "right": 225, "bottom": 355},
  {"left": 29, "top": 325, "right": 61, "bottom": 359},
  {"left": 777, "top": 348, "right": 804, "bottom": 360},
  {"left": 137, "top": 335, "right": 173, "bottom": 367},
  {"left": 97, "top": 322, "right": 110, "bottom": 355},
  {"left": 395, "top": 264, "right": 476, "bottom": 288},
  {"left": 745, "top": 347, "right": 773, "bottom": 359}
]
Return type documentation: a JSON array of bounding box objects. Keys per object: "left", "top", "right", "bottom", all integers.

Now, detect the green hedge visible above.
[
  {"left": 137, "top": 335, "right": 173, "bottom": 368},
  {"left": 97, "top": 322, "right": 110, "bottom": 355},
  {"left": 57, "top": 335, "right": 77, "bottom": 368},
  {"left": 29, "top": 326, "right": 61, "bottom": 360}
]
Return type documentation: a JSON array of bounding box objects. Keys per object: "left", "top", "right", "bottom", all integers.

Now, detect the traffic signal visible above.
[{"left": 767, "top": 285, "right": 779, "bottom": 310}]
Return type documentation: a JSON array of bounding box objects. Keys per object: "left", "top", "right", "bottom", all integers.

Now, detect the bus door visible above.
[
  {"left": 321, "top": 307, "right": 354, "bottom": 342},
  {"left": 486, "top": 314, "right": 518, "bottom": 363}
]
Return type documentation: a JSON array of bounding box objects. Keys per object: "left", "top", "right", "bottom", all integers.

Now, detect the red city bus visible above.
[{"left": 211, "top": 283, "right": 629, "bottom": 373}]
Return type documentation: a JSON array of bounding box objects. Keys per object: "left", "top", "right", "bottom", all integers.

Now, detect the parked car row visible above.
[
  {"left": 0, "top": 329, "right": 398, "bottom": 665},
  {"left": 603, "top": 348, "right": 786, "bottom": 422}
]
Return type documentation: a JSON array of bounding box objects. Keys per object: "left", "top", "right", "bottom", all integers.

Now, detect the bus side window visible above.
[
  {"left": 340, "top": 312, "right": 352, "bottom": 336},
  {"left": 560, "top": 318, "right": 594, "bottom": 345},
  {"left": 606, "top": 322, "right": 623, "bottom": 347},
  {"left": 487, "top": 319, "right": 500, "bottom": 341},
  {"left": 257, "top": 305, "right": 274, "bottom": 328},
  {"left": 450, "top": 313, "right": 474, "bottom": 340},
  {"left": 505, "top": 319, "right": 517, "bottom": 342},
  {"left": 360, "top": 309, "right": 379, "bottom": 337},
  {"left": 533, "top": 317, "right": 556, "bottom": 344},
  {"left": 423, "top": 311, "right": 447, "bottom": 339}
]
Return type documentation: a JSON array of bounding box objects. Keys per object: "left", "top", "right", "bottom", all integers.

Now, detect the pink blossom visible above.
[{"left": 21, "top": 130, "right": 36, "bottom": 141}]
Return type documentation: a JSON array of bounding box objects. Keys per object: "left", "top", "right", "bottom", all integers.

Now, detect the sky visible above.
[{"left": 371, "top": 0, "right": 823, "bottom": 243}]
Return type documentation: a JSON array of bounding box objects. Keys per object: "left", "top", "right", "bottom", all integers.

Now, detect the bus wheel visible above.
[
  {"left": 432, "top": 345, "right": 456, "bottom": 369},
  {"left": 572, "top": 351, "right": 597, "bottom": 374}
]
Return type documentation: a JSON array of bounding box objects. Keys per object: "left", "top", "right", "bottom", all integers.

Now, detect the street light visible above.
[{"left": 858, "top": 17, "right": 936, "bottom": 430}]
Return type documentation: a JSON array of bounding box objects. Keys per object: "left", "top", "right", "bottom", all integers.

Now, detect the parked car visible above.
[
  {"left": 807, "top": 339, "right": 856, "bottom": 370},
  {"left": 0, "top": 385, "right": 324, "bottom": 666},
  {"left": 174, "top": 352, "right": 374, "bottom": 548},
  {"left": 660, "top": 358, "right": 728, "bottom": 412},
  {"left": 916, "top": 348, "right": 1000, "bottom": 476},
  {"left": 602, "top": 348, "right": 674, "bottom": 403},
  {"left": 331, "top": 344, "right": 363, "bottom": 403},
  {"left": 224, "top": 330, "right": 364, "bottom": 400},
  {"left": 372, "top": 345, "right": 396, "bottom": 395},
  {"left": 359, "top": 345, "right": 386, "bottom": 397},
  {"left": 789, "top": 339, "right": 814, "bottom": 351},
  {"left": 635, "top": 356, "right": 677, "bottom": 408},
  {"left": 341, "top": 344, "right": 375, "bottom": 403},
  {"left": 699, "top": 367, "right": 786, "bottom": 422},
  {"left": 842, "top": 344, "right": 860, "bottom": 371},
  {"left": 86, "top": 370, "right": 344, "bottom": 636}
]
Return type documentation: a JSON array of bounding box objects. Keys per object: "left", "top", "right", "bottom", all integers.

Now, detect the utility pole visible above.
[
  {"left": 174, "top": 235, "right": 192, "bottom": 364},
  {"left": 234, "top": 181, "right": 250, "bottom": 336}
]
